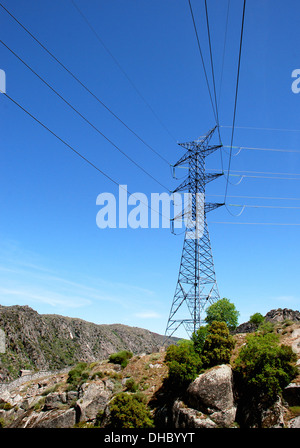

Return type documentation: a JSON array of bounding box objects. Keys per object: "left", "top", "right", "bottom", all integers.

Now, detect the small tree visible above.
[
  {"left": 165, "top": 341, "right": 202, "bottom": 388},
  {"left": 249, "top": 312, "right": 265, "bottom": 326},
  {"left": 234, "top": 332, "right": 297, "bottom": 404},
  {"left": 109, "top": 393, "right": 154, "bottom": 428},
  {"left": 201, "top": 321, "right": 235, "bottom": 368},
  {"left": 205, "top": 298, "right": 239, "bottom": 331}
]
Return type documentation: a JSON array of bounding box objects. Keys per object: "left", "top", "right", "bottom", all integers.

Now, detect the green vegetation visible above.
[
  {"left": 234, "top": 332, "right": 298, "bottom": 404},
  {"left": 109, "top": 392, "right": 154, "bottom": 428},
  {"left": 201, "top": 321, "right": 235, "bottom": 368},
  {"left": 249, "top": 312, "right": 265, "bottom": 326},
  {"left": 191, "top": 326, "right": 208, "bottom": 354},
  {"left": 125, "top": 378, "right": 139, "bottom": 392},
  {"left": 165, "top": 319, "right": 235, "bottom": 388},
  {"left": 205, "top": 298, "right": 240, "bottom": 331},
  {"left": 165, "top": 340, "right": 202, "bottom": 389},
  {"left": 109, "top": 350, "right": 133, "bottom": 368},
  {"left": 67, "top": 362, "right": 91, "bottom": 388}
]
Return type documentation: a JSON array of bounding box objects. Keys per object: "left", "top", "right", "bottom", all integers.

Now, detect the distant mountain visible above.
[{"left": 0, "top": 305, "right": 176, "bottom": 380}]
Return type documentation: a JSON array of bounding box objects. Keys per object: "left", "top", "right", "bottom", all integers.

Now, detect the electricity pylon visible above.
[{"left": 165, "top": 126, "right": 224, "bottom": 339}]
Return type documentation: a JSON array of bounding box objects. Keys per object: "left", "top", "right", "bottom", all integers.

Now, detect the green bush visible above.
[
  {"left": 234, "top": 332, "right": 298, "bottom": 404},
  {"left": 109, "top": 393, "right": 154, "bottom": 428},
  {"left": 125, "top": 378, "right": 138, "bottom": 392},
  {"left": 67, "top": 362, "right": 90, "bottom": 387},
  {"left": 249, "top": 312, "right": 265, "bottom": 326},
  {"left": 257, "top": 320, "right": 274, "bottom": 335},
  {"left": 205, "top": 298, "right": 240, "bottom": 331},
  {"left": 109, "top": 350, "right": 133, "bottom": 368},
  {"left": 165, "top": 341, "right": 202, "bottom": 388},
  {"left": 201, "top": 321, "right": 235, "bottom": 368}
]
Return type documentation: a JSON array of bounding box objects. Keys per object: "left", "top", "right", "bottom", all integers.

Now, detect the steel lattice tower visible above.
[{"left": 165, "top": 126, "right": 224, "bottom": 339}]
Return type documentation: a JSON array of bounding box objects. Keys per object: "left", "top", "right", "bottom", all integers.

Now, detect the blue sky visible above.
[{"left": 0, "top": 0, "right": 299, "bottom": 339}]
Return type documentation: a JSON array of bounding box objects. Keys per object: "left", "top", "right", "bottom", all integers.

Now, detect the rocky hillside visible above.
[
  {"left": 0, "top": 309, "right": 299, "bottom": 429},
  {"left": 0, "top": 305, "right": 175, "bottom": 381}
]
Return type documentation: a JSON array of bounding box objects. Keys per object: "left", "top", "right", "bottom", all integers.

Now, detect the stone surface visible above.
[
  {"left": 265, "top": 308, "right": 300, "bottom": 324},
  {"left": 172, "top": 400, "right": 217, "bottom": 428},
  {"left": 289, "top": 416, "right": 300, "bottom": 428},
  {"left": 186, "top": 364, "right": 236, "bottom": 427},
  {"left": 43, "top": 392, "right": 67, "bottom": 410},
  {"left": 76, "top": 382, "right": 112, "bottom": 422}
]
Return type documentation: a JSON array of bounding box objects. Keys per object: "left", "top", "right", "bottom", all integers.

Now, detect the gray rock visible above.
[
  {"left": 20, "top": 408, "right": 76, "bottom": 428},
  {"left": 43, "top": 392, "right": 67, "bottom": 410},
  {"left": 35, "top": 408, "right": 76, "bottom": 428},
  {"left": 289, "top": 416, "right": 300, "bottom": 428},
  {"left": 66, "top": 390, "right": 78, "bottom": 403},
  {"left": 76, "top": 382, "right": 111, "bottom": 422},
  {"left": 260, "top": 398, "right": 286, "bottom": 428},
  {"left": 172, "top": 400, "right": 217, "bottom": 428},
  {"left": 186, "top": 364, "right": 236, "bottom": 427},
  {"left": 186, "top": 365, "right": 236, "bottom": 425},
  {"left": 265, "top": 308, "right": 300, "bottom": 324}
]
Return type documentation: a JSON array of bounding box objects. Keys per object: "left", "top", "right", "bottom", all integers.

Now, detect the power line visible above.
[
  {"left": 218, "top": 0, "right": 231, "bottom": 108},
  {"left": 207, "top": 194, "right": 300, "bottom": 201},
  {"left": 223, "top": 145, "right": 300, "bottom": 155},
  {"left": 187, "top": 0, "right": 217, "bottom": 123},
  {"left": 0, "top": 38, "right": 170, "bottom": 192},
  {"left": 204, "top": 0, "right": 220, "bottom": 128},
  {"left": 3, "top": 92, "right": 170, "bottom": 221},
  {"left": 228, "top": 204, "right": 300, "bottom": 210},
  {"left": 0, "top": 2, "right": 171, "bottom": 167},
  {"left": 221, "top": 125, "right": 300, "bottom": 133},
  {"left": 203, "top": 0, "right": 223, "bottom": 170},
  {"left": 224, "top": 0, "right": 246, "bottom": 203},
  {"left": 209, "top": 221, "right": 300, "bottom": 226},
  {"left": 228, "top": 174, "right": 300, "bottom": 182},
  {"left": 70, "top": 0, "right": 177, "bottom": 144},
  {"left": 226, "top": 169, "right": 300, "bottom": 176}
]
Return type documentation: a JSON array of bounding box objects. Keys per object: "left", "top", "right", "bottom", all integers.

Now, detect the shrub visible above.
[
  {"left": 165, "top": 341, "right": 202, "bottom": 388},
  {"left": 205, "top": 298, "right": 240, "bottom": 331},
  {"left": 125, "top": 378, "right": 138, "bottom": 392},
  {"left": 91, "top": 371, "right": 104, "bottom": 380},
  {"left": 109, "top": 350, "right": 133, "bottom": 368},
  {"left": 249, "top": 312, "right": 265, "bottom": 326},
  {"left": 257, "top": 320, "right": 274, "bottom": 335},
  {"left": 234, "top": 332, "right": 298, "bottom": 404},
  {"left": 67, "top": 362, "right": 90, "bottom": 387},
  {"left": 201, "top": 321, "right": 235, "bottom": 368},
  {"left": 109, "top": 393, "right": 154, "bottom": 428}
]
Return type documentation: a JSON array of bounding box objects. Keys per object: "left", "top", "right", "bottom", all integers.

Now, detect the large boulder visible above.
[
  {"left": 185, "top": 364, "right": 236, "bottom": 427},
  {"left": 76, "top": 382, "right": 111, "bottom": 422},
  {"left": 32, "top": 408, "right": 76, "bottom": 428}
]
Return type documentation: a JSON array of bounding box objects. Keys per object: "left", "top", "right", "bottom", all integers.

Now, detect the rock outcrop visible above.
[
  {"left": 174, "top": 365, "right": 236, "bottom": 428},
  {"left": 265, "top": 309, "right": 300, "bottom": 324}
]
